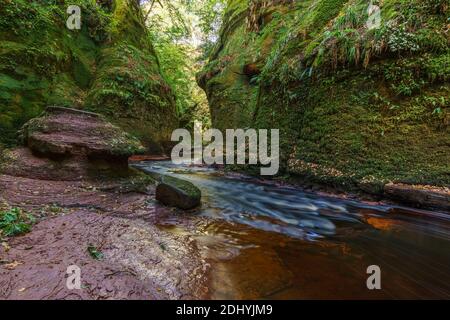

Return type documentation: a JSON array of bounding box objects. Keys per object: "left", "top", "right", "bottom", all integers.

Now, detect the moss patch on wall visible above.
[
  {"left": 199, "top": 0, "right": 449, "bottom": 188},
  {"left": 0, "top": 0, "right": 178, "bottom": 150}
]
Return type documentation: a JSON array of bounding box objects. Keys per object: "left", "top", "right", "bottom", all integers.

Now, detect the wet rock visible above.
[
  {"left": 358, "top": 178, "right": 385, "bottom": 196},
  {"left": 384, "top": 183, "right": 450, "bottom": 211},
  {"left": 0, "top": 174, "right": 209, "bottom": 300},
  {"left": 21, "top": 106, "right": 145, "bottom": 161},
  {"left": 156, "top": 175, "right": 201, "bottom": 210}
]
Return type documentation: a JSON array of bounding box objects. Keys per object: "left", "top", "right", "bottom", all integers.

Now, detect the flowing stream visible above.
[{"left": 135, "top": 161, "right": 450, "bottom": 299}]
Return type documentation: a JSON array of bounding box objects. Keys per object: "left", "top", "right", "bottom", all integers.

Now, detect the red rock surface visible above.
[
  {"left": 0, "top": 173, "right": 210, "bottom": 300},
  {"left": 129, "top": 155, "right": 171, "bottom": 162},
  {"left": 0, "top": 107, "right": 209, "bottom": 300},
  {"left": 21, "top": 106, "right": 145, "bottom": 160}
]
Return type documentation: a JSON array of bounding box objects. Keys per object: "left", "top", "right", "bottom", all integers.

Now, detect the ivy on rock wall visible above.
[
  {"left": 198, "top": 0, "right": 450, "bottom": 187},
  {"left": 0, "top": 0, "right": 177, "bottom": 151}
]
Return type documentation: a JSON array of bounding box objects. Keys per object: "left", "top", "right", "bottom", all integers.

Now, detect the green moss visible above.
[
  {"left": 110, "top": 131, "right": 146, "bottom": 157},
  {"left": 199, "top": 0, "right": 450, "bottom": 188},
  {"left": 0, "top": 0, "right": 177, "bottom": 149},
  {"left": 161, "top": 175, "right": 201, "bottom": 199}
]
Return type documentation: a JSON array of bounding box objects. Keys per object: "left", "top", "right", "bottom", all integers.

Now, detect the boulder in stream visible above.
[{"left": 156, "top": 175, "right": 201, "bottom": 210}]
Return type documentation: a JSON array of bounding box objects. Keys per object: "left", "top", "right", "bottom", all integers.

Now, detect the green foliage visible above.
[
  {"left": 87, "top": 244, "right": 104, "bottom": 260},
  {"left": 0, "top": 0, "right": 178, "bottom": 148},
  {"left": 0, "top": 207, "right": 35, "bottom": 237},
  {"left": 199, "top": 0, "right": 450, "bottom": 188},
  {"left": 144, "top": 0, "right": 226, "bottom": 59},
  {"left": 145, "top": 0, "right": 212, "bottom": 128}
]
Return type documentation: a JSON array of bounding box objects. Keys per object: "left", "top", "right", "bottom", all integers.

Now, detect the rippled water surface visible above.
[{"left": 135, "top": 161, "right": 450, "bottom": 299}]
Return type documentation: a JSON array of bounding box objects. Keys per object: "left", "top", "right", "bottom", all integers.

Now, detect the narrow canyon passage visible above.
[{"left": 0, "top": 0, "right": 448, "bottom": 302}]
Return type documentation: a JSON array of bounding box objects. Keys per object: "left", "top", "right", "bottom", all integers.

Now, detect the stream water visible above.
[{"left": 135, "top": 161, "right": 450, "bottom": 299}]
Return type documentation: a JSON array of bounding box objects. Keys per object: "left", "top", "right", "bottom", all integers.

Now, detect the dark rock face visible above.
[
  {"left": 156, "top": 175, "right": 201, "bottom": 210},
  {"left": 384, "top": 183, "right": 450, "bottom": 211}
]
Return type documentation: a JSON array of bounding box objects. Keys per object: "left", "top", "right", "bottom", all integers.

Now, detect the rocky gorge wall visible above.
[
  {"left": 198, "top": 0, "right": 450, "bottom": 191},
  {"left": 0, "top": 0, "right": 178, "bottom": 152}
]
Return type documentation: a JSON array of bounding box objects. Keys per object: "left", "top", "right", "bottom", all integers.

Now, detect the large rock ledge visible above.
[
  {"left": 0, "top": 106, "right": 209, "bottom": 300},
  {"left": 21, "top": 106, "right": 145, "bottom": 160},
  {"left": 1, "top": 107, "right": 146, "bottom": 181}
]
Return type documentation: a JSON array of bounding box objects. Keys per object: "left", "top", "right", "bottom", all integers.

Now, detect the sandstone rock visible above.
[
  {"left": 0, "top": 147, "right": 134, "bottom": 181},
  {"left": 0, "top": 148, "right": 88, "bottom": 181},
  {"left": 21, "top": 106, "right": 145, "bottom": 161},
  {"left": 384, "top": 183, "right": 450, "bottom": 211},
  {"left": 156, "top": 175, "right": 201, "bottom": 210}
]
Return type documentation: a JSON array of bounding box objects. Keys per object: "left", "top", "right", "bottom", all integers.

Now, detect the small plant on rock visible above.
[{"left": 0, "top": 207, "right": 35, "bottom": 237}]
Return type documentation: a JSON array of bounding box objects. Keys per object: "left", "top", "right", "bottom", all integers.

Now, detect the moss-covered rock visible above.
[
  {"left": 156, "top": 175, "right": 201, "bottom": 210},
  {"left": 199, "top": 0, "right": 450, "bottom": 188},
  {"left": 0, "top": 0, "right": 178, "bottom": 151},
  {"left": 84, "top": 0, "right": 178, "bottom": 152}
]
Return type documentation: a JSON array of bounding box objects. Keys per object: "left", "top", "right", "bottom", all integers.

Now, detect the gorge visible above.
[{"left": 0, "top": 0, "right": 449, "bottom": 300}]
